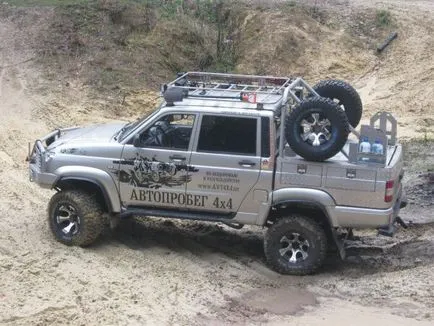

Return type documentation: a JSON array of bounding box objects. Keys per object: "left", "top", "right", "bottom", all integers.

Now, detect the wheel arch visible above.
[
  {"left": 268, "top": 188, "right": 338, "bottom": 225},
  {"left": 52, "top": 166, "right": 121, "bottom": 213},
  {"left": 53, "top": 166, "right": 121, "bottom": 213},
  {"left": 269, "top": 200, "right": 335, "bottom": 228},
  {"left": 54, "top": 177, "right": 111, "bottom": 212}
]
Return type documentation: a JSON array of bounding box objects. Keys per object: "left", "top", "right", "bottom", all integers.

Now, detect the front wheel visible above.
[
  {"left": 264, "top": 214, "right": 328, "bottom": 275},
  {"left": 48, "top": 190, "right": 105, "bottom": 247}
]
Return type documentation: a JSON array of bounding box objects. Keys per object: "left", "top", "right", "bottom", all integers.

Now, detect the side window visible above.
[
  {"left": 197, "top": 115, "right": 257, "bottom": 156},
  {"left": 135, "top": 114, "right": 195, "bottom": 150}
]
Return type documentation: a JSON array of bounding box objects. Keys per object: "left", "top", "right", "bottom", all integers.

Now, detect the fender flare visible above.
[
  {"left": 53, "top": 166, "right": 121, "bottom": 213},
  {"left": 268, "top": 188, "right": 338, "bottom": 227}
]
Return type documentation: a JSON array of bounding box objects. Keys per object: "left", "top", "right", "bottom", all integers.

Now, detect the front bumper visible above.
[
  {"left": 29, "top": 164, "right": 57, "bottom": 188},
  {"left": 27, "top": 129, "right": 62, "bottom": 189}
]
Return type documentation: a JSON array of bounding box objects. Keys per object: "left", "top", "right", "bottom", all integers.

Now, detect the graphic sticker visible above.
[{"left": 112, "top": 154, "right": 198, "bottom": 189}]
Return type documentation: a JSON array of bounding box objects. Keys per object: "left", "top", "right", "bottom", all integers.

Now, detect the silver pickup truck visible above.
[{"left": 28, "top": 72, "right": 406, "bottom": 275}]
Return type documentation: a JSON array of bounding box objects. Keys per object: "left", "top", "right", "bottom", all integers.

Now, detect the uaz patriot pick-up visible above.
[{"left": 28, "top": 72, "right": 407, "bottom": 275}]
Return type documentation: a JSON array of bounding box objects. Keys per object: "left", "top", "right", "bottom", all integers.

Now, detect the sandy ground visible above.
[
  {"left": 352, "top": 0, "right": 434, "bottom": 140},
  {"left": 0, "top": 1, "right": 433, "bottom": 325}
]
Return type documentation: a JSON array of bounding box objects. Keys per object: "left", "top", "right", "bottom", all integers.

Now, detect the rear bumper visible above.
[{"left": 330, "top": 186, "right": 405, "bottom": 230}]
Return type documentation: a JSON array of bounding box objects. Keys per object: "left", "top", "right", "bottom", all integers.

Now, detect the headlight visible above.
[{"left": 45, "top": 151, "right": 56, "bottom": 161}]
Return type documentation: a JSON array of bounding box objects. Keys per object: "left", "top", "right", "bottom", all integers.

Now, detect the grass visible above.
[
  {"left": 15, "top": 0, "right": 384, "bottom": 95},
  {"left": 375, "top": 9, "right": 392, "bottom": 27},
  {"left": 7, "top": 0, "right": 91, "bottom": 6},
  {"left": 11, "top": 0, "right": 259, "bottom": 77},
  {"left": 29, "top": 0, "right": 232, "bottom": 91}
]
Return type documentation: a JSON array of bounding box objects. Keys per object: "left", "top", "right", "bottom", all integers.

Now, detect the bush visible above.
[{"left": 376, "top": 9, "right": 392, "bottom": 27}]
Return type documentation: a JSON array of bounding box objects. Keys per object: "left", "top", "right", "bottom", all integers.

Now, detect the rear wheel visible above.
[
  {"left": 264, "top": 214, "right": 328, "bottom": 275},
  {"left": 312, "top": 79, "right": 363, "bottom": 128},
  {"left": 48, "top": 190, "right": 105, "bottom": 246},
  {"left": 285, "top": 97, "right": 350, "bottom": 161}
]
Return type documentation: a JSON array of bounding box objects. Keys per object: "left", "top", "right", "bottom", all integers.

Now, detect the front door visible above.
[
  {"left": 118, "top": 113, "right": 197, "bottom": 209},
  {"left": 186, "top": 114, "right": 262, "bottom": 214}
]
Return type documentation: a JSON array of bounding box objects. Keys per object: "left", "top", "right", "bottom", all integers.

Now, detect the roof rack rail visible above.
[{"left": 162, "top": 72, "right": 294, "bottom": 105}]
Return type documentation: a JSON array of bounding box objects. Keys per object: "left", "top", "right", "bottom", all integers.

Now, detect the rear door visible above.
[{"left": 186, "top": 114, "right": 262, "bottom": 213}]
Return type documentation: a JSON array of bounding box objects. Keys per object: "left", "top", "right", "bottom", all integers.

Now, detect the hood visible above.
[{"left": 47, "top": 123, "right": 125, "bottom": 150}]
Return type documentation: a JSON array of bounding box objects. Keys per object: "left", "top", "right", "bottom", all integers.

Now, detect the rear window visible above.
[{"left": 197, "top": 115, "right": 257, "bottom": 156}]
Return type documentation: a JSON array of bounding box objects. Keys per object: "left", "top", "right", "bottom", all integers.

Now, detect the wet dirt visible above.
[{"left": 237, "top": 287, "right": 318, "bottom": 315}]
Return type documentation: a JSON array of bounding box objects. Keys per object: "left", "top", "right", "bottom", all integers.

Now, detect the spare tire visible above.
[
  {"left": 312, "top": 79, "right": 362, "bottom": 128},
  {"left": 285, "top": 97, "right": 350, "bottom": 161}
]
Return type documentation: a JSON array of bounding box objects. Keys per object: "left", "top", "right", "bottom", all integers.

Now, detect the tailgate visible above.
[{"left": 387, "top": 144, "right": 403, "bottom": 169}]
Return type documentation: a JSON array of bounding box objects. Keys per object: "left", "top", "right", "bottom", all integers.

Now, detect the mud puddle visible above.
[{"left": 343, "top": 223, "right": 434, "bottom": 275}]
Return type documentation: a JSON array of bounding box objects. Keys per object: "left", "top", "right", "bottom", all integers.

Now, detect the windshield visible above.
[{"left": 116, "top": 104, "right": 163, "bottom": 142}]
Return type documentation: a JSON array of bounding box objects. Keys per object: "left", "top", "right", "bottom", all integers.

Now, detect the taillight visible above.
[{"left": 385, "top": 180, "right": 395, "bottom": 202}]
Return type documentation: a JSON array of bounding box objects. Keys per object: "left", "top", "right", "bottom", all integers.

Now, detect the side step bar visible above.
[{"left": 120, "top": 207, "right": 236, "bottom": 222}]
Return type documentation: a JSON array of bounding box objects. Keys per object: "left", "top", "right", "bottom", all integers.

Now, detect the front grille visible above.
[{"left": 35, "top": 149, "right": 42, "bottom": 169}]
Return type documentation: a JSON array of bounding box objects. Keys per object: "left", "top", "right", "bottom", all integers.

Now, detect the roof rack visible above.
[{"left": 163, "top": 71, "right": 294, "bottom": 105}]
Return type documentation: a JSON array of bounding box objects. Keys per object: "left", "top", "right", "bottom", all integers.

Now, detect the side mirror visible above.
[{"left": 133, "top": 134, "right": 141, "bottom": 147}]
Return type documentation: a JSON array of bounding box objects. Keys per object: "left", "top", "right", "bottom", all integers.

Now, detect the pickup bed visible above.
[{"left": 28, "top": 72, "right": 406, "bottom": 275}]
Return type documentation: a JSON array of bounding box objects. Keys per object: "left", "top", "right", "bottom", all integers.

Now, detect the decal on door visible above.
[{"left": 113, "top": 154, "right": 198, "bottom": 189}]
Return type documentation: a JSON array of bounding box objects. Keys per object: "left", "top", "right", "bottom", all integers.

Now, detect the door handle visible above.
[
  {"left": 169, "top": 155, "right": 186, "bottom": 162},
  {"left": 238, "top": 160, "right": 256, "bottom": 167}
]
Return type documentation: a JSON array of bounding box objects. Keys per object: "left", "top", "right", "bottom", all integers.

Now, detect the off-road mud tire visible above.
[
  {"left": 48, "top": 190, "right": 105, "bottom": 247},
  {"left": 264, "top": 214, "right": 328, "bottom": 275},
  {"left": 312, "top": 79, "right": 363, "bottom": 128},
  {"left": 285, "top": 97, "right": 350, "bottom": 161}
]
